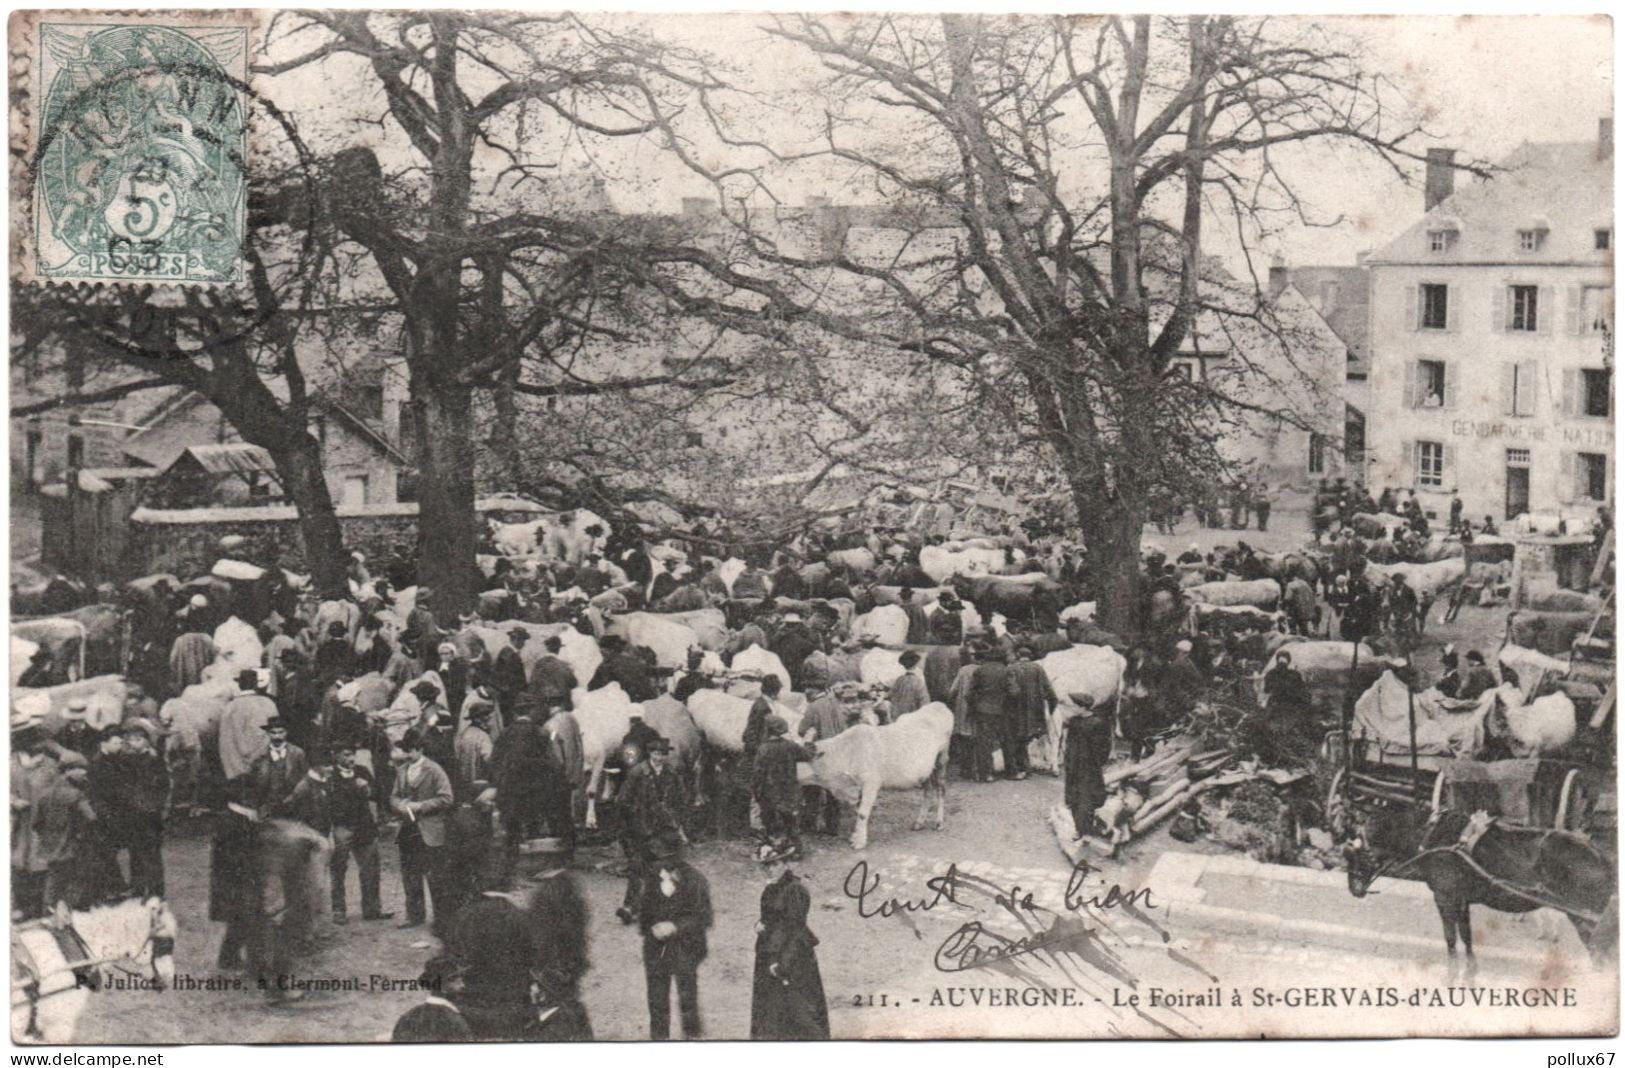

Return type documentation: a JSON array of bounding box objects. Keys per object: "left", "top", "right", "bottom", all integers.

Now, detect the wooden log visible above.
[
  {"left": 1131, "top": 784, "right": 1196, "bottom": 835},
  {"left": 1105, "top": 742, "right": 1194, "bottom": 786}
]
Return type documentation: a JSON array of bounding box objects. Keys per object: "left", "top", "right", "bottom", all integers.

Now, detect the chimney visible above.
[
  {"left": 1424, "top": 148, "right": 1457, "bottom": 211},
  {"left": 1600, "top": 116, "right": 1613, "bottom": 160},
  {"left": 1268, "top": 252, "right": 1288, "bottom": 296}
]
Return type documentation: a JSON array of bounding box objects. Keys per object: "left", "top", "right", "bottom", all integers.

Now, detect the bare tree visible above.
[
  {"left": 759, "top": 13, "right": 1474, "bottom": 632},
  {"left": 256, "top": 11, "right": 790, "bottom": 612}
]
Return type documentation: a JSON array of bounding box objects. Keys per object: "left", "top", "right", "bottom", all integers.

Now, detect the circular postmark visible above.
[{"left": 24, "top": 19, "right": 324, "bottom": 361}]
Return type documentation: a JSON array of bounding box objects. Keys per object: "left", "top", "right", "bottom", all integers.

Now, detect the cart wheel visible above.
[
  {"left": 1556, "top": 769, "right": 1589, "bottom": 831},
  {"left": 1327, "top": 768, "right": 1348, "bottom": 838}
]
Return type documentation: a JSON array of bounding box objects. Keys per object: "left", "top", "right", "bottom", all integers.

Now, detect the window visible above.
[
  {"left": 1580, "top": 453, "right": 1609, "bottom": 501},
  {"left": 1506, "top": 448, "right": 1531, "bottom": 466},
  {"left": 1427, "top": 230, "right": 1454, "bottom": 252},
  {"left": 1581, "top": 285, "right": 1614, "bottom": 333},
  {"left": 1510, "top": 285, "right": 1539, "bottom": 331},
  {"left": 1505, "top": 362, "right": 1538, "bottom": 416},
  {"left": 1420, "top": 284, "right": 1449, "bottom": 329},
  {"left": 1415, "top": 359, "right": 1447, "bottom": 408},
  {"left": 397, "top": 403, "right": 420, "bottom": 457},
  {"left": 1169, "top": 362, "right": 1194, "bottom": 381},
  {"left": 396, "top": 469, "right": 419, "bottom": 504},
  {"left": 685, "top": 431, "right": 704, "bottom": 448},
  {"left": 1517, "top": 229, "right": 1544, "bottom": 252},
  {"left": 1583, "top": 369, "right": 1612, "bottom": 418},
  {"left": 341, "top": 475, "right": 368, "bottom": 508},
  {"left": 1596, "top": 229, "right": 1612, "bottom": 251},
  {"left": 1416, "top": 441, "right": 1445, "bottom": 488},
  {"left": 1308, "top": 433, "right": 1326, "bottom": 475}
]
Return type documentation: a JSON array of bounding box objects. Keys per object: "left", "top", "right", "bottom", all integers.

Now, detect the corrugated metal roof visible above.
[{"left": 175, "top": 444, "right": 278, "bottom": 476}]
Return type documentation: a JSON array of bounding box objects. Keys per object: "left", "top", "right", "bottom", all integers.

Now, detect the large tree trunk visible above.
[
  {"left": 272, "top": 433, "right": 349, "bottom": 598},
  {"left": 411, "top": 380, "right": 478, "bottom": 616},
  {"left": 1069, "top": 459, "right": 1145, "bottom": 638},
  {"left": 491, "top": 360, "right": 522, "bottom": 489}
]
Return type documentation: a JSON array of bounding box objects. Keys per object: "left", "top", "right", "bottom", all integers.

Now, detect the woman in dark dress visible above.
[{"left": 750, "top": 870, "right": 829, "bottom": 1039}]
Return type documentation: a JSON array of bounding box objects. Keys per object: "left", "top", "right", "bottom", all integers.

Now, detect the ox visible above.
[
  {"left": 796, "top": 701, "right": 954, "bottom": 849},
  {"left": 1185, "top": 579, "right": 1280, "bottom": 609},
  {"left": 1039, "top": 645, "right": 1127, "bottom": 773},
  {"left": 1363, "top": 558, "right": 1467, "bottom": 600}
]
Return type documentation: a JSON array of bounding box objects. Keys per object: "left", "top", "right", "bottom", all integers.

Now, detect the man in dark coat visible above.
[
  {"left": 489, "top": 697, "right": 555, "bottom": 845},
  {"left": 1459, "top": 650, "right": 1499, "bottom": 701},
  {"left": 1262, "top": 651, "right": 1311, "bottom": 718},
  {"left": 1006, "top": 644, "right": 1057, "bottom": 779},
  {"left": 770, "top": 614, "right": 819, "bottom": 692},
  {"left": 639, "top": 832, "right": 713, "bottom": 1040},
  {"left": 750, "top": 870, "right": 829, "bottom": 1039},
  {"left": 966, "top": 645, "right": 1018, "bottom": 782},
  {"left": 1062, "top": 701, "right": 1113, "bottom": 838},
  {"left": 492, "top": 628, "right": 530, "bottom": 720},
  {"left": 727, "top": 675, "right": 780, "bottom": 835},
  {"left": 929, "top": 593, "right": 965, "bottom": 645},
  {"left": 1436, "top": 648, "right": 1463, "bottom": 699},
  {"left": 898, "top": 588, "right": 931, "bottom": 646},
  {"left": 617, "top": 737, "right": 687, "bottom": 924},
  {"left": 529, "top": 636, "right": 577, "bottom": 711},
  {"left": 245, "top": 716, "right": 308, "bottom": 816},
  {"left": 590, "top": 635, "right": 658, "bottom": 702},
  {"left": 328, "top": 742, "right": 390, "bottom": 922},
  {"left": 315, "top": 622, "right": 354, "bottom": 687}
]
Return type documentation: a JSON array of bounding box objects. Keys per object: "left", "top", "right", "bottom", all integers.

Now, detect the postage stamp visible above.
[{"left": 16, "top": 13, "right": 251, "bottom": 285}]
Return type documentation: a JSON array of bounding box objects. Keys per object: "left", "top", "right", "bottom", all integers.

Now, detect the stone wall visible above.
[{"left": 123, "top": 498, "right": 549, "bottom": 579}]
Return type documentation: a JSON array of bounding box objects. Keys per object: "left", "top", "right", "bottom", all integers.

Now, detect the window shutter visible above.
[
  {"left": 1405, "top": 285, "right": 1419, "bottom": 331},
  {"left": 1561, "top": 369, "right": 1579, "bottom": 416},
  {"left": 1537, "top": 285, "right": 1555, "bottom": 335},
  {"left": 1443, "top": 360, "right": 1458, "bottom": 410},
  {"left": 1520, "top": 360, "right": 1539, "bottom": 416},
  {"left": 1566, "top": 284, "right": 1584, "bottom": 334},
  {"left": 1558, "top": 451, "right": 1577, "bottom": 503},
  {"left": 1492, "top": 285, "right": 1507, "bottom": 333},
  {"left": 1445, "top": 286, "right": 1460, "bottom": 332},
  {"left": 1443, "top": 444, "right": 1457, "bottom": 486},
  {"left": 1403, "top": 361, "right": 1418, "bottom": 409},
  {"left": 1500, "top": 362, "right": 1517, "bottom": 415},
  {"left": 1402, "top": 439, "right": 1416, "bottom": 482}
]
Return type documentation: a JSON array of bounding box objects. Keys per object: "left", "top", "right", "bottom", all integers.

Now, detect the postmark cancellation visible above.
[{"left": 11, "top": 11, "right": 253, "bottom": 287}]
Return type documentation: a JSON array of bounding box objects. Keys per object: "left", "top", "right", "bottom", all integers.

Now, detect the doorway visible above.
[{"left": 1505, "top": 448, "right": 1530, "bottom": 520}]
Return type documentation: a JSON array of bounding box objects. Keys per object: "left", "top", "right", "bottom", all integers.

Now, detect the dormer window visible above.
[
  {"left": 1597, "top": 229, "right": 1613, "bottom": 251},
  {"left": 1517, "top": 229, "right": 1543, "bottom": 252},
  {"left": 1427, "top": 230, "right": 1452, "bottom": 252}
]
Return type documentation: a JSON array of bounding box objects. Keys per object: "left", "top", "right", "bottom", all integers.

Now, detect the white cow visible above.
[
  {"left": 922, "top": 599, "right": 984, "bottom": 631},
  {"left": 1496, "top": 644, "right": 1570, "bottom": 701},
  {"left": 1039, "top": 645, "right": 1127, "bottom": 772},
  {"left": 489, "top": 517, "right": 553, "bottom": 557},
  {"left": 574, "top": 683, "right": 640, "bottom": 829},
  {"left": 919, "top": 545, "right": 1004, "bottom": 583},
  {"left": 796, "top": 701, "right": 954, "bottom": 849},
  {"left": 1363, "top": 557, "right": 1467, "bottom": 600},
  {"left": 858, "top": 648, "right": 908, "bottom": 688},
  {"left": 826, "top": 547, "right": 876, "bottom": 575},
  {"left": 853, "top": 604, "right": 909, "bottom": 647},
  {"left": 606, "top": 613, "right": 701, "bottom": 669},
  {"left": 717, "top": 557, "right": 748, "bottom": 596},
  {"left": 1497, "top": 687, "right": 1578, "bottom": 756},
  {"left": 687, "top": 688, "right": 801, "bottom": 751},
  {"left": 1185, "top": 579, "right": 1281, "bottom": 609},
  {"left": 1060, "top": 601, "right": 1097, "bottom": 624}
]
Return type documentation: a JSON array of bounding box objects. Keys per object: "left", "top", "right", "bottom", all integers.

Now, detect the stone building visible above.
[{"left": 1364, "top": 120, "right": 1614, "bottom": 524}]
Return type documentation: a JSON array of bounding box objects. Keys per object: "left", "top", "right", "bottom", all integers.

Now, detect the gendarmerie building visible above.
[{"left": 1365, "top": 118, "right": 1614, "bottom": 524}]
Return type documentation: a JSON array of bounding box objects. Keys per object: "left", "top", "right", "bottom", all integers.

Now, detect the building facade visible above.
[{"left": 1366, "top": 124, "right": 1614, "bottom": 524}]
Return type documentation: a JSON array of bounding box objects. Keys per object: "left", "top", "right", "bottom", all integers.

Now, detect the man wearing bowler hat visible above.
[{"left": 638, "top": 830, "right": 712, "bottom": 1040}]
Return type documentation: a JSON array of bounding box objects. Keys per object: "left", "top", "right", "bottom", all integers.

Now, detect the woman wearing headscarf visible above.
[{"left": 750, "top": 870, "right": 829, "bottom": 1039}]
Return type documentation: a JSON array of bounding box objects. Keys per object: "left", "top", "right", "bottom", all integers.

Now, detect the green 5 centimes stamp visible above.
[{"left": 26, "top": 16, "right": 250, "bottom": 285}]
